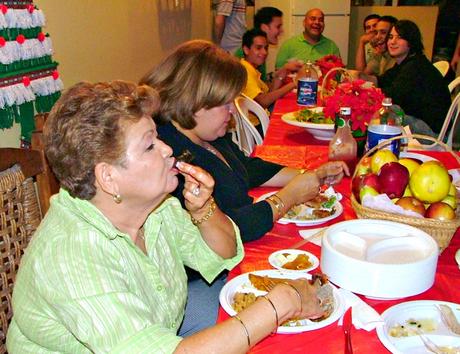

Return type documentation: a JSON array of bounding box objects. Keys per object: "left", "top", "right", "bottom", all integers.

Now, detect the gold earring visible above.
[{"left": 113, "top": 194, "right": 122, "bottom": 204}]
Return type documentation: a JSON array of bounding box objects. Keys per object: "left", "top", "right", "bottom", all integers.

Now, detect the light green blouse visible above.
[{"left": 7, "top": 189, "right": 243, "bottom": 353}]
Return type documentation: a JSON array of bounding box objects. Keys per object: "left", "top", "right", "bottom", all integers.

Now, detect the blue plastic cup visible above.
[{"left": 365, "top": 125, "right": 402, "bottom": 157}]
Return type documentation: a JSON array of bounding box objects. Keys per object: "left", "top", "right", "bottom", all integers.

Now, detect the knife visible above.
[{"left": 343, "top": 307, "right": 353, "bottom": 354}]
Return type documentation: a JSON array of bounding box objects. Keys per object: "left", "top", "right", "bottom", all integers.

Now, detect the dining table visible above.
[{"left": 217, "top": 91, "right": 460, "bottom": 353}]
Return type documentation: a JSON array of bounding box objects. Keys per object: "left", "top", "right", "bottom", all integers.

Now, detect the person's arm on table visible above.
[
  {"left": 176, "top": 281, "right": 323, "bottom": 353},
  {"left": 262, "top": 161, "right": 349, "bottom": 222},
  {"left": 178, "top": 161, "right": 236, "bottom": 259},
  {"left": 254, "top": 81, "right": 296, "bottom": 108}
]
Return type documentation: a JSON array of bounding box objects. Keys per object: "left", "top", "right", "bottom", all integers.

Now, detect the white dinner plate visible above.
[
  {"left": 281, "top": 108, "right": 335, "bottom": 141},
  {"left": 376, "top": 300, "right": 460, "bottom": 354},
  {"left": 219, "top": 269, "right": 345, "bottom": 334},
  {"left": 257, "top": 191, "right": 343, "bottom": 226},
  {"left": 268, "top": 249, "right": 319, "bottom": 273},
  {"left": 281, "top": 108, "right": 333, "bottom": 129},
  {"left": 399, "top": 151, "right": 438, "bottom": 163}
]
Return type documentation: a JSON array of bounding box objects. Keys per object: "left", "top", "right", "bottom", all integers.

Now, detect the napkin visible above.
[
  {"left": 337, "top": 288, "right": 383, "bottom": 331},
  {"left": 298, "top": 227, "right": 326, "bottom": 246}
]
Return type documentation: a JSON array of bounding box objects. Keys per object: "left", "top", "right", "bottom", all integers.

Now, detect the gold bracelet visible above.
[
  {"left": 190, "top": 196, "right": 216, "bottom": 225},
  {"left": 270, "top": 194, "right": 285, "bottom": 209},
  {"left": 298, "top": 168, "right": 306, "bottom": 174},
  {"left": 259, "top": 295, "right": 279, "bottom": 335},
  {"left": 266, "top": 194, "right": 285, "bottom": 219},
  {"left": 233, "top": 314, "right": 251, "bottom": 348},
  {"left": 283, "top": 282, "right": 302, "bottom": 313}
]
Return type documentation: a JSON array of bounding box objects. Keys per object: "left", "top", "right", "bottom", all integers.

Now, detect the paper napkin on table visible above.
[
  {"left": 337, "top": 288, "right": 383, "bottom": 331},
  {"left": 298, "top": 227, "right": 326, "bottom": 246}
]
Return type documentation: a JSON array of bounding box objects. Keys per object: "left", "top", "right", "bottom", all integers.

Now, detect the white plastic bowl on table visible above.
[
  {"left": 320, "top": 219, "right": 439, "bottom": 300},
  {"left": 281, "top": 107, "right": 334, "bottom": 141}
]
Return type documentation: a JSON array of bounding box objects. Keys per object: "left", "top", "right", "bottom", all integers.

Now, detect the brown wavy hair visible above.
[
  {"left": 44, "top": 80, "right": 159, "bottom": 200},
  {"left": 140, "top": 40, "right": 246, "bottom": 129}
]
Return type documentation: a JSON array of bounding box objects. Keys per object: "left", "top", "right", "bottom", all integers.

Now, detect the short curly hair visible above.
[
  {"left": 44, "top": 80, "right": 159, "bottom": 200},
  {"left": 140, "top": 40, "right": 246, "bottom": 129}
]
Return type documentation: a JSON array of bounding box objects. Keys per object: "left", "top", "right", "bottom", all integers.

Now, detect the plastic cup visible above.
[{"left": 366, "top": 125, "right": 402, "bottom": 157}]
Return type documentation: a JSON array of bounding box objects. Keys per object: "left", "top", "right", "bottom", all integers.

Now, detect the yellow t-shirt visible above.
[{"left": 240, "top": 58, "right": 269, "bottom": 126}]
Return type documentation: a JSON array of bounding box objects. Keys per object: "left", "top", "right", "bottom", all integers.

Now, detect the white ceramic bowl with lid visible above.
[{"left": 320, "top": 219, "right": 439, "bottom": 299}]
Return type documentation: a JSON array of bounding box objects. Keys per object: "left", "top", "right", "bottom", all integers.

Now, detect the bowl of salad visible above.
[{"left": 281, "top": 107, "right": 334, "bottom": 141}]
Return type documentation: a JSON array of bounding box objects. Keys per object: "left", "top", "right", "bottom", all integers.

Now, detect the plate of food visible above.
[
  {"left": 257, "top": 187, "right": 343, "bottom": 226},
  {"left": 281, "top": 107, "right": 335, "bottom": 141},
  {"left": 376, "top": 300, "right": 460, "bottom": 353},
  {"left": 219, "top": 269, "right": 345, "bottom": 334},
  {"left": 269, "top": 249, "right": 319, "bottom": 272}
]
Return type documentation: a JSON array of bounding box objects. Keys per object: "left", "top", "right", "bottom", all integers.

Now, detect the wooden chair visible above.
[
  {"left": 31, "top": 113, "right": 59, "bottom": 215},
  {"left": 0, "top": 148, "right": 51, "bottom": 351}
]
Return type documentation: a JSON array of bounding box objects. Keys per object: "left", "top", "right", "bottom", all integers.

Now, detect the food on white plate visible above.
[
  {"left": 285, "top": 187, "right": 340, "bottom": 220},
  {"left": 388, "top": 318, "right": 437, "bottom": 337},
  {"left": 293, "top": 109, "right": 333, "bottom": 124},
  {"left": 231, "top": 273, "right": 334, "bottom": 325},
  {"left": 276, "top": 253, "right": 313, "bottom": 270}
]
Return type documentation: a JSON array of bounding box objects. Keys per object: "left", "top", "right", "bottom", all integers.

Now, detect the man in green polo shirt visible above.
[{"left": 276, "top": 8, "right": 341, "bottom": 69}]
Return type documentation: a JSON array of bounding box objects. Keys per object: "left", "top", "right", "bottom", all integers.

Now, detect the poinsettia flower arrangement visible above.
[
  {"left": 315, "top": 54, "right": 345, "bottom": 77},
  {"left": 323, "top": 79, "right": 385, "bottom": 133}
]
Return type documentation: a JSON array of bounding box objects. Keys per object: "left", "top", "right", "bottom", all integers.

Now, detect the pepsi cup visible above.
[{"left": 365, "top": 125, "right": 402, "bottom": 157}]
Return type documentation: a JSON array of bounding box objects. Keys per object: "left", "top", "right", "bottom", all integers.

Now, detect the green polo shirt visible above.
[
  {"left": 234, "top": 46, "right": 267, "bottom": 82},
  {"left": 275, "top": 34, "right": 341, "bottom": 69},
  {"left": 7, "top": 189, "right": 243, "bottom": 353}
]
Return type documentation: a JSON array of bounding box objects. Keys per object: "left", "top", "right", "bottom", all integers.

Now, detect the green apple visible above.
[
  {"left": 403, "top": 185, "right": 413, "bottom": 197},
  {"left": 360, "top": 185, "right": 379, "bottom": 203},
  {"left": 441, "top": 195, "right": 457, "bottom": 210}
]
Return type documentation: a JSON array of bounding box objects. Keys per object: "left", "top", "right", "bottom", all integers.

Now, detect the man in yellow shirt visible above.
[{"left": 241, "top": 29, "right": 297, "bottom": 111}]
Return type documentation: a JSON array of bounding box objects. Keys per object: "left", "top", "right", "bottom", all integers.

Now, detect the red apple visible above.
[
  {"left": 362, "top": 173, "right": 380, "bottom": 192},
  {"left": 378, "top": 162, "right": 409, "bottom": 199},
  {"left": 395, "top": 196, "right": 426, "bottom": 216},
  {"left": 425, "top": 202, "right": 455, "bottom": 220}
]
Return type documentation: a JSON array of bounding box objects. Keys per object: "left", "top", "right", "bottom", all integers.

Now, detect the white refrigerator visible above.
[{"left": 255, "top": 0, "right": 351, "bottom": 70}]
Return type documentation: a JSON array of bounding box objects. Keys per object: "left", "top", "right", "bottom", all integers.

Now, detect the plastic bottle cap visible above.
[
  {"left": 382, "top": 97, "right": 393, "bottom": 106},
  {"left": 340, "top": 107, "right": 351, "bottom": 115}
]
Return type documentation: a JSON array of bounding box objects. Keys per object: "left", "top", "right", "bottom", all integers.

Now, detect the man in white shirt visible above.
[{"left": 213, "top": 0, "right": 246, "bottom": 54}]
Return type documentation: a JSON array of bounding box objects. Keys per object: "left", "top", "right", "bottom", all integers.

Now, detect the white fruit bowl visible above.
[{"left": 320, "top": 219, "right": 438, "bottom": 299}]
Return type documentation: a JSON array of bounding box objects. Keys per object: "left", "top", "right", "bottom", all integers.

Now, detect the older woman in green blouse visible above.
[{"left": 7, "top": 81, "right": 323, "bottom": 353}]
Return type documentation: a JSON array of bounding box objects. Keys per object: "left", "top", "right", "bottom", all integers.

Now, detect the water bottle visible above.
[
  {"left": 366, "top": 97, "right": 403, "bottom": 156},
  {"left": 328, "top": 107, "right": 357, "bottom": 171},
  {"left": 297, "top": 60, "right": 318, "bottom": 107}
]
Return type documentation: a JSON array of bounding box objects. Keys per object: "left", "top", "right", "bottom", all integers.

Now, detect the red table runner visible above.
[{"left": 217, "top": 93, "right": 460, "bottom": 353}]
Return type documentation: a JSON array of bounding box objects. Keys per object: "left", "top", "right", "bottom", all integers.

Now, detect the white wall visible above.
[{"left": 1, "top": 0, "right": 213, "bottom": 147}]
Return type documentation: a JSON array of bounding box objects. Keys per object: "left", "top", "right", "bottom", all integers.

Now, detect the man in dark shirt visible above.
[{"left": 378, "top": 20, "right": 450, "bottom": 135}]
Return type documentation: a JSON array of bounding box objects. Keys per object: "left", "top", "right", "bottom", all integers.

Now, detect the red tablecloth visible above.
[{"left": 217, "top": 94, "right": 460, "bottom": 353}]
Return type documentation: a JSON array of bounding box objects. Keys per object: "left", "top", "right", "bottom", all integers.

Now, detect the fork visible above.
[
  {"left": 438, "top": 305, "right": 460, "bottom": 335},
  {"left": 418, "top": 332, "right": 460, "bottom": 354}
]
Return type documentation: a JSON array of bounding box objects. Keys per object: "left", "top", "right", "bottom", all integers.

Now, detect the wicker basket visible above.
[{"left": 351, "top": 134, "right": 460, "bottom": 252}]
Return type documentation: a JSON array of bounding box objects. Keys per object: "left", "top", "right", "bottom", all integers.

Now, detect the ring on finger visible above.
[{"left": 192, "top": 186, "right": 200, "bottom": 196}]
